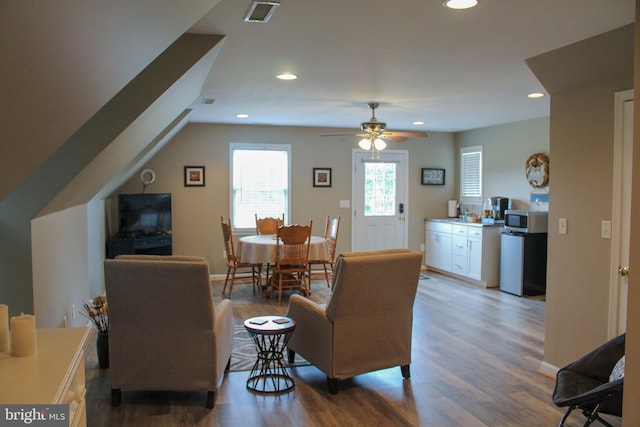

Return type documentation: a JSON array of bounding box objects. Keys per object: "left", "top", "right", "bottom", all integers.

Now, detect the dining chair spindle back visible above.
[
  {"left": 220, "top": 217, "right": 262, "bottom": 298},
  {"left": 308, "top": 215, "right": 341, "bottom": 288},
  {"left": 272, "top": 221, "right": 313, "bottom": 305},
  {"left": 255, "top": 214, "right": 285, "bottom": 235}
]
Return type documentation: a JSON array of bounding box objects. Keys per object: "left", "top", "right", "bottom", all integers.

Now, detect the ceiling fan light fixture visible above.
[
  {"left": 359, "top": 138, "right": 372, "bottom": 150},
  {"left": 374, "top": 138, "right": 387, "bottom": 150},
  {"left": 443, "top": 0, "right": 478, "bottom": 9}
]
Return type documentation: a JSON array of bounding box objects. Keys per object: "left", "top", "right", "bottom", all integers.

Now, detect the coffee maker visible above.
[{"left": 489, "top": 197, "right": 509, "bottom": 220}]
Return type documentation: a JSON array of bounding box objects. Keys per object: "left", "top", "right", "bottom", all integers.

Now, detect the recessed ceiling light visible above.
[
  {"left": 443, "top": 0, "right": 478, "bottom": 9},
  {"left": 276, "top": 73, "right": 298, "bottom": 80},
  {"left": 236, "top": 114, "right": 249, "bottom": 119},
  {"left": 413, "top": 121, "right": 425, "bottom": 126},
  {"left": 528, "top": 92, "right": 545, "bottom": 99}
]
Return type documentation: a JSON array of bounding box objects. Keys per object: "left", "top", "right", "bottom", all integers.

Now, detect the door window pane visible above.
[{"left": 364, "top": 162, "right": 396, "bottom": 216}]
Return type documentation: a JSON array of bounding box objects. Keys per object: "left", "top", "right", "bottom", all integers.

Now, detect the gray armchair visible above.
[
  {"left": 286, "top": 249, "right": 423, "bottom": 393},
  {"left": 104, "top": 255, "right": 233, "bottom": 408}
]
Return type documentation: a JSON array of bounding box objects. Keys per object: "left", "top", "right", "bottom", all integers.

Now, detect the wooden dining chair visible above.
[
  {"left": 255, "top": 214, "right": 284, "bottom": 235},
  {"left": 220, "top": 217, "right": 262, "bottom": 298},
  {"left": 255, "top": 213, "right": 285, "bottom": 283},
  {"left": 271, "top": 221, "right": 312, "bottom": 305},
  {"left": 308, "top": 215, "right": 340, "bottom": 288}
]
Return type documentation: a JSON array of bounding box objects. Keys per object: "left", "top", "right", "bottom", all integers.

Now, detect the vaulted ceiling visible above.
[{"left": 187, "top": 0, "right": 635, "bottom": 133}]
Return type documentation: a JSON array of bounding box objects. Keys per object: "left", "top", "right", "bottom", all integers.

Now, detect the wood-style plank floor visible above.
[{"left": 85, "top": 272, "right": 622, "bottom": 427}]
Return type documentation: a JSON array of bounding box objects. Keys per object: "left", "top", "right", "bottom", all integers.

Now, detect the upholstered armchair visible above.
[
  {"left": 104, "top": 255, "right": 234, "bottom": 408},
  {"left": 286, "top": 248, "right": 423, "bottom": 393}
]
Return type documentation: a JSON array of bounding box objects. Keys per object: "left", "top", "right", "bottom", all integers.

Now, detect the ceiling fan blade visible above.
[
  {"left": 382, "top": 135, "right": 408, "bottom": 142},
  {"left": 384, "top": 130, "right": 429, "bottom": 138},
  {"left": 320, "top": 132, "right": 359, "bottom": 137}
]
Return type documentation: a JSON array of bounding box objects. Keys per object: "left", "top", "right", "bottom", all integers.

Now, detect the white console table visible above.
[{"left": 0, "top": 327, "right": 91, "bottom": 427}]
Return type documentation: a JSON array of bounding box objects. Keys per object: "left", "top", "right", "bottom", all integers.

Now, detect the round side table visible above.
[{"left": 243, "top": 316, "right": 296, "bottom": 393}]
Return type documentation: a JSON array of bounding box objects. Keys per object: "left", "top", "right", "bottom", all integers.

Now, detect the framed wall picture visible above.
[
  {"left": 421, "top": 168, "right": 445, "bottom": 185},
  {"left": 313, "top": 168, "right": 332, "bottom": 187},
  {"left": 184, "top": 166, "right": 205, "bottom": 187}
]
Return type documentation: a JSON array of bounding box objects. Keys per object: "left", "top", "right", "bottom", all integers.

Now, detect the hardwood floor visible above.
[{"left": 85, "top": 272, "right": 621, "bottom": 427}]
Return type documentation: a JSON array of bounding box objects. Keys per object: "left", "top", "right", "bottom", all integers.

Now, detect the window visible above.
[
  {"left": 230, "top": 143, "right": 290, "bottom": 231},
  {"left": 460, "top": 145, "right": 483, "bottom": 203},
  {"left": 363, "top": 161, "right": 397, "bottom": 216}
]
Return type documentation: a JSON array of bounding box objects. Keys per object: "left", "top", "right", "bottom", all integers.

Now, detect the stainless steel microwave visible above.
[{"left": 504, "top": 210, "right": 548, "bottom": 234}]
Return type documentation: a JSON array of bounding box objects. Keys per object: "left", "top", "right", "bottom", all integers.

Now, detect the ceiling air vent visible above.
[{"left": 243, "top": 1, "right": 280, "bottom": 23}]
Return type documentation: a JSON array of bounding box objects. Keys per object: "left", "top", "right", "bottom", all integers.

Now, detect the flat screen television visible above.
[{"left": 118, "top": 193, "right": 172, "bottom": 237}]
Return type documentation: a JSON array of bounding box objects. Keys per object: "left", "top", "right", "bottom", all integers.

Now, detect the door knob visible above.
[{"left": 618, "top": 266, "right": 630, "bottom": 277}]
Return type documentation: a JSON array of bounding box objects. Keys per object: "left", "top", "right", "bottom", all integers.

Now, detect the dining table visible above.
[{"left": 236, "top": 234, "right": 330, "bottom": 265}]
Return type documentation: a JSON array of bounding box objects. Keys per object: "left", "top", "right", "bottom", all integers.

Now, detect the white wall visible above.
[{"left": 32, "top": 205, "right": 91, "bottom": 328}]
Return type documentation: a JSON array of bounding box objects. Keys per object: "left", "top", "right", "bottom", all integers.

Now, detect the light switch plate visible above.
[
  {"left": 339, "top": 200, "right": 350, "bottom": 208},
  {"left": 559, "top": 218, "right": 568, "bottom": 235},
  {"left": 601, "top": 220, "right": 612, "bottom": 239}
]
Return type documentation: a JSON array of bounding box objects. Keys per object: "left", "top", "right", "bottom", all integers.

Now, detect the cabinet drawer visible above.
[
  {"left": 452, "top": 235, "right": 468, "bottom": 256},
  {"left": 467, "top": 227, "right": 483, "bottom": 239},
  {"left": 451, "top": 254, "right": 468, "bottom": 276},
  {"left": 452, "top": 225, "right": 468, "bottom": 236},
  {"left": 426, "top": 221, "right": 452, "bottom": 234}
]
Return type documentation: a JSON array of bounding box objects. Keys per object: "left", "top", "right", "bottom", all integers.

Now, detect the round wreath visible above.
[
  {"left": 525, "top": 153, "right": 549, "bottom": 189},
  {"left": 140, "top": 168, "right": 156, "bottom": 187}
]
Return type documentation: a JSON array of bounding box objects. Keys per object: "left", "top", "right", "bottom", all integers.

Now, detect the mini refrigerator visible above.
[{"left": 500, "top": 232, "right": 547, "bottom": 296}]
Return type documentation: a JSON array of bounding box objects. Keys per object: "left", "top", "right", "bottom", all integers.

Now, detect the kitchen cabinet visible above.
[
  {"left": 0, "top": 327, "right": 91, "bottom": 427},
  {"left": 425, "top": 221, "right": 452, "bottom": 272},
  {"left": 425, "top": 220, "right": 501, "bottom": 287}
]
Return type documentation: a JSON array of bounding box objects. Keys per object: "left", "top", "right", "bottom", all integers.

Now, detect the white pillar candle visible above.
[
  {"left": 10, "top": 313, "right": 37, "bottom": 357},
  {"left": 0, "top": 305, "right": 8, "bottom": 353}
]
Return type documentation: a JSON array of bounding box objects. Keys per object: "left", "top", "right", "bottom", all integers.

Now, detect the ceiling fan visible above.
[{"left": 322, "top": 102, "right": 428, "bottom": 156}]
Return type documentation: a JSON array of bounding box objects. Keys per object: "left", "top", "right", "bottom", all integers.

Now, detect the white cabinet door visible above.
[
  {"left": 426, "top": 230, "right": 451, "bottom": 271},
  {"left": 468, "top": 236, "right": 483, "bottom": 280},
  {"left": 425, "top": 230, "right": 438, "bottom": 267}
]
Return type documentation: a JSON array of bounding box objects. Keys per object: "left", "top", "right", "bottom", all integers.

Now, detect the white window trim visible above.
[
  {"left": 460, "top": 145, "right": 483, "bottom": 204},
  {"left": 229, "top": 143, "right": 291, "bottom": 233}
]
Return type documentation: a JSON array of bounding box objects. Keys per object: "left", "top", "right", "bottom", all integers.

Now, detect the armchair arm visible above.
[
  {"left": 286, "top": 294, "right": 333, "bottom": 375},
  {"left": 213, "top": 299, "right": 234, "bottom": 381}
]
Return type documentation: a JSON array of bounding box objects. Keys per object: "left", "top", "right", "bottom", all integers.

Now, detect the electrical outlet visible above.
[
  {"left": 72, "top": 304, "right": 76, "bottom": 320},
  {"left": 222, "top": 250, "right": 227, "bottom": 259},
  {"left": 420, "top": 243, "right": 425, "bottom": 251}
]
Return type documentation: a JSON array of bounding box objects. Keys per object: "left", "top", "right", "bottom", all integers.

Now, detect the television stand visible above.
[{"left": 106, "top": 234, "right": 172, "bottom": 259}]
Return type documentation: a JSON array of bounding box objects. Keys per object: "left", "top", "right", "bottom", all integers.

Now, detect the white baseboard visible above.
[{"left": 539, "top": 361, "right": 559, "bottom": 379}]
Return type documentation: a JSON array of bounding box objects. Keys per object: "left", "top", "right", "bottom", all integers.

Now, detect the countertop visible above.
[{"left": 426, "top": 218, "right": 504, "bottom": 228}]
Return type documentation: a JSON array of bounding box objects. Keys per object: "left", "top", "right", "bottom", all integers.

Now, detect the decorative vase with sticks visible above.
[{"left": 82, "top": 296, "right": 110, "bottom": 369}]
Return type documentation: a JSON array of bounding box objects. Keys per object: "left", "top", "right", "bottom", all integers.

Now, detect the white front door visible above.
[
  {"left": 609, "top": 89, "right": 633, "bottom": 336},
  {"left": 352, "top": 150, "right": 408, "bottom": 251}
]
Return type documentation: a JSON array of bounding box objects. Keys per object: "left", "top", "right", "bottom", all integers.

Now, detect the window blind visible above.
[{"left": 460, "top": 146, "right": 482, "bottom": 201}]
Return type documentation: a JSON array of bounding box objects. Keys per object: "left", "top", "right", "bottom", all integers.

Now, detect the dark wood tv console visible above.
[{"left": 106, "top": 235, "right": 172, "bottom": 259}]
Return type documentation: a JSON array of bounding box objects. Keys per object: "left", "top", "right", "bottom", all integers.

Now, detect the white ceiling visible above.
[{"left": 188, "top": 0, "right": 635, "bottom": 134}]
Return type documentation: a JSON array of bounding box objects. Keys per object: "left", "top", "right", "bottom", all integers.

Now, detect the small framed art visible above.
[
  {"left": 184, "top": 166, "right": 205, "bottom": 187},
  {"left": 313, "top": 168, "right": 332, "bottom": 188},
  {"left": 421, "top": 168, "right": 445, "bottom": 185}
]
